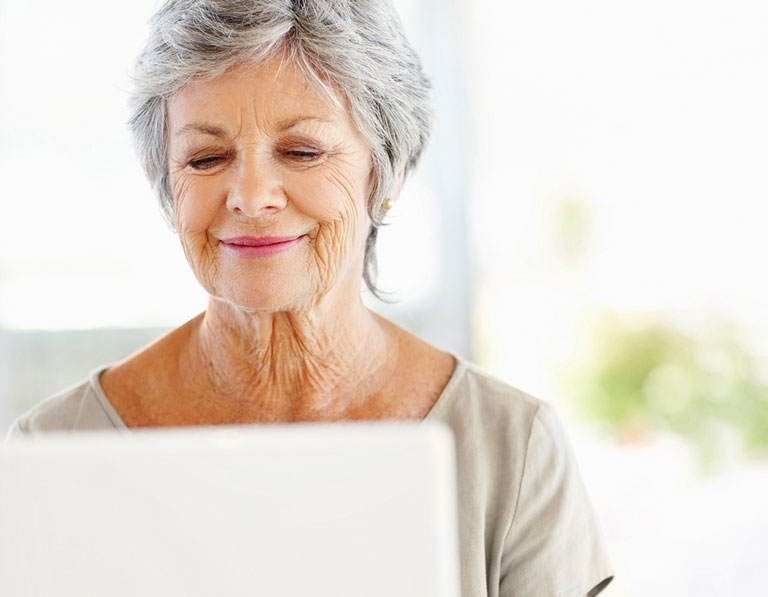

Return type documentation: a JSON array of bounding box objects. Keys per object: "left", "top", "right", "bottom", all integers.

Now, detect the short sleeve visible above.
[{"left": 499, "top": 403, "right": 614, "bottom": 597}]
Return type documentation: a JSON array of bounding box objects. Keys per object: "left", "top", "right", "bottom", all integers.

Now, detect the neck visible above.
[{"left": 179, "top": 295, "right": 399, "bottom": 421}]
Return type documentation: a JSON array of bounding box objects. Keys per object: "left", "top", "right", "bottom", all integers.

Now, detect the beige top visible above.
[{"left": 6, "top": 358, "right": 613, "bottom": 597}]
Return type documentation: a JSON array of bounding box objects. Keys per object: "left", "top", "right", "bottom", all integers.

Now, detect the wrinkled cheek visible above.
[
  {"left": 313, "top": 220, "right": 347, "bottom": 282},
  {"left": 171, "top": 176, "right": 198, "bottom": 230},
  {"left": 172, "top": 176, "right": 218, "bottom": 290},
  {"left": 311, "top": 205, "right": 366, "bottom": 289},
  {"left": 178, "top": 227, "right": 220, "bottom": 296}
]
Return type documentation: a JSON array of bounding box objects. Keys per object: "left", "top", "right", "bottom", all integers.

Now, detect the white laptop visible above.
[{"left": 0, "top": 423, "right": 460, "bottom": 597}]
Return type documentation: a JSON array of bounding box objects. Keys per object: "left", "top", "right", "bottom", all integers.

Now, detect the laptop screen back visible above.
[{"left": 1, "top": 423, "right": 460, "bottom": 597}]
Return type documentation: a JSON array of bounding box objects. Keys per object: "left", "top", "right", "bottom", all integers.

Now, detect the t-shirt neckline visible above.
[{"left": 88, "top": 354, "right": 467, "bottom": 430}]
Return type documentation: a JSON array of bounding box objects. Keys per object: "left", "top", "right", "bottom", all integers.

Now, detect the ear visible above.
[
  {"left": 377, "top": 165, "right": 406, "bottom": 215},
  {"left": 389, "top": 165, "right": 406, "bottom": 201}
]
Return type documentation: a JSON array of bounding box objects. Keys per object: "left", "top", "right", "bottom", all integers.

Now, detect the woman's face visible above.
[{"left": 166, "top": 58, "right": 373, "bottom": 312}]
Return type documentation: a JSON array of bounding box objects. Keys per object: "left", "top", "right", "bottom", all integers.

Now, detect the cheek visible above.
[
  {"left": 170, "top": 174, "right": 223, "bottom": 281},
  {"left": 291, "top": 167, "right": 369, "bottom": 272},
  {"left": 172, "top": 174, "right": 221, "bottom": 234}
]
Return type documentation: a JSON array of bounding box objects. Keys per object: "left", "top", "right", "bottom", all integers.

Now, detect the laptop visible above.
[{"left": 0, "top": 423, "right": 460, "bottom": 597}]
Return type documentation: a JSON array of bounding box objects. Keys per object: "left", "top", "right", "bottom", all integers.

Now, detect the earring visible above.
[{"left": 381, "top": 198, "right": 394, "bottom": 211}]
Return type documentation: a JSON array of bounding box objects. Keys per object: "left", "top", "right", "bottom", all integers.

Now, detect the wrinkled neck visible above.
[{"left": 180, "top": 295, "right": 398, "bottom": 419}]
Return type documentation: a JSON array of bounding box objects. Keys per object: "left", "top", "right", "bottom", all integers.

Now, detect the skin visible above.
[{"left": 101, "top": 56, "right": 455, "bottom": 426}]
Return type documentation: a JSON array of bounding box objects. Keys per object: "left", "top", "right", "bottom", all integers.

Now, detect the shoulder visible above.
[
  {"left": 431, "top": 359, "right": 614, "bottom": 596},
  {"left": 498, "top": 393, "right": 615, "bottom": 595},
  {"left": 430, "top": 358, "right": 565, "bottom": 499},
  {"left": 430, "top": 358, "right": 545, "bottom": 448},
  {"left": 6, "top": 370, "right": 124, "bottom": 438},
  {"left": 434, "top": 359, "right": 587, "bottom": 512}
]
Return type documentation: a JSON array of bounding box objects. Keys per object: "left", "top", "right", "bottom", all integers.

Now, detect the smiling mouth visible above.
[
  {"left": 219, "top": 235, "right": 305, "bottom": 258},
  {"left": 223, "top": 235, "right": 303, "bottom": 246}
]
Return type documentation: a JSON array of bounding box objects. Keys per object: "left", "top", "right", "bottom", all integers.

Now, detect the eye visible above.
[
  {"left": 284, "top": 149, "right": 324, "bottom": 162},
  {"left": 188, "top": 155, "right": 228, "bottom": 170}
]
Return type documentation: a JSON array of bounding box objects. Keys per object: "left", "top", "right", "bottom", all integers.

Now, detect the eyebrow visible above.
[
  {"left": 173, "top": 116, "right": 334, "bottom": 138},
  {"left": 173, "top": 123, "right": 229, "bottom": 138}
]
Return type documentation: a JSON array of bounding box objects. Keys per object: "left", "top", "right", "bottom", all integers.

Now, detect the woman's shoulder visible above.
[
  {"left": 428, "top": 358, "right": 580, "bottom": 518},
  {"left": 430, "top": 357, "right": 547, "bottom": 433},
  {"left": 434, "top": 358, "right": 614, "bottom": 596},
  {"left": 432, "top": 357, "right": 584, "bottom": 494},
  {"left": 6, "top": 369, "right": 125, "bottom": 438}
]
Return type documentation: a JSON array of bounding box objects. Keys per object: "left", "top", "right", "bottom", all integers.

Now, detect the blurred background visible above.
[{"left": 1, "top": 0, "right": 767, "bottom": 594}]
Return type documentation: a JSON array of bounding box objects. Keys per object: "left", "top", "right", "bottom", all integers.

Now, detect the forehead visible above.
[{"left": 167, "top": 58, "right": 347, "bottom": 132}]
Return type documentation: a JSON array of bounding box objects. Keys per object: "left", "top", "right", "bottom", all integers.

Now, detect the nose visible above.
[{"left": 225, "top": 152, "right": 287, "bottom": 218}]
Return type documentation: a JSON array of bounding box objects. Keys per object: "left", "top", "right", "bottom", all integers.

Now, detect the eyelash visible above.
[
  {"left": 285, "top": 149, "right": 323, "bottom": 161},
  {"left": 188, "top": 155, "right": 225, "bottom": 170},
  {"left": 186, "top": 148, "right": 324, "bottom": 170}
]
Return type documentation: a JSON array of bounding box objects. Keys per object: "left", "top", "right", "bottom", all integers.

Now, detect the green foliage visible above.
[{"left": 567, "top": 315, "right": 768, "bottom": 464}]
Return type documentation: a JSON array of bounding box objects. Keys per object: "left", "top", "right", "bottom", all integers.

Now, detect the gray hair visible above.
[{"left": 127, "top": 0, "right": 433, "bottom": 296}]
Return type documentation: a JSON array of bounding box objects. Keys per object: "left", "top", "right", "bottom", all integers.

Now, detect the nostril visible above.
[{"left": 225, "top": 178, "right": 288, "bottom": 218}]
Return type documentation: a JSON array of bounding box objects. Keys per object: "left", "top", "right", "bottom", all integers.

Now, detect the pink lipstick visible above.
[{"left": 220, "top": 235, "right": 305, "bottom": 258}]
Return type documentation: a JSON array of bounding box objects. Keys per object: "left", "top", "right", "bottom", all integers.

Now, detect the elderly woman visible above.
[{"left": 8, "top": 1, "right": 613, "bottom": 595}]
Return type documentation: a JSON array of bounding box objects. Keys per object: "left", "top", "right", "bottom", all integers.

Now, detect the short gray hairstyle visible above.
[{"left": 127, "top": 0, "right": 433, "bottom": 295}]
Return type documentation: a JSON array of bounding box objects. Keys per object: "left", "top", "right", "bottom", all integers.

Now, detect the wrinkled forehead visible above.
[{"left": 166, "top": 56, "right": 352, "bottom": 136}]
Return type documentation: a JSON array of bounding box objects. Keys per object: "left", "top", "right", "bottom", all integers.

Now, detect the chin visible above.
[{"left": 211, "top": 281, "right": 318, "bottom": 314}]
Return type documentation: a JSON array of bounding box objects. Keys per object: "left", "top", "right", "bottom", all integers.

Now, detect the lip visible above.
[{"left": 220, "top": 235, "right": 305, "bottom": 258}]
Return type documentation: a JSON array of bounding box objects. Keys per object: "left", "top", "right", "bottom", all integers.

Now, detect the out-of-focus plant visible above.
[{"left": 565, "top": 314, "right": 768, "bottom": 465}]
